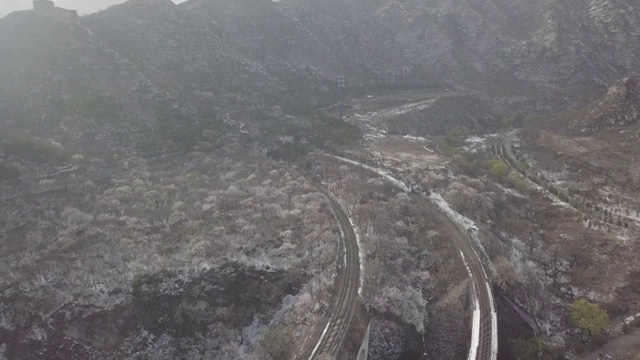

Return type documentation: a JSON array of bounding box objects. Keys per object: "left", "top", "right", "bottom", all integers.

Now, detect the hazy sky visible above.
[{"left": 0, "top": 0, "right": 187, "bottom": 18}]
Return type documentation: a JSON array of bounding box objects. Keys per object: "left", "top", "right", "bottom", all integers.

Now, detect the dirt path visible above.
[
  {"left": 297, "top": 183, "right": 360, "bottom": 360},
  {"left": 582, "top": 329, "right": 640, "bottom": 359}
]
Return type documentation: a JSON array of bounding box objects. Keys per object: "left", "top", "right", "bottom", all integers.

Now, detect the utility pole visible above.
[{"left": 338, "top": 71, "right": 346, "bottom": 120}]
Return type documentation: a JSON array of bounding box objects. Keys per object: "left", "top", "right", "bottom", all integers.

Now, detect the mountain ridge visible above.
[{"left": 1, "top": 0, "right": 639, "bottom": 153}]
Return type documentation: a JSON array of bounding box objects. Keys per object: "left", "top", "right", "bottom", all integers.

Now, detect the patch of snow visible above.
[
  {"left": 624, "top": 312, "right": 640, "bottom": 324},
  {"left": 231, "top": 255, "right": 280, "bottom": 271},
  {"left": 355, "top": 97, "right": 440, "bottom": 122},
  {"left": 600, "top": 204, "right": 640, "bottom": 224},
  {"left": 495, "top": 183, "right": 526, "bottom": 198},
  {"left": 462, "top": 135, "right": 490, "bottom": 153},
  {"left": 402, "top": 135, "right": 427, "bottom": 143},
  {"left": 349, "top": 216, "right": 365, "bottom": 297},
  {"left": 465, "top": 136, "right": 485, "bottom": 144},
  {"left": 516, "top": 170, "right": 573, "bottom": 209},
  {"left": 468, "top": 284, "right": 481, "bottom": 360},
  {"left": 460, "top": 251, "right": 474, "bottom": 279},
  {"left": 430, "top": 192, "right": 477, "bottom": 232},
  {"left": 422, "top": 146, "right": 436, "bottom": 154},
  {"left": 327, "top": 154, "right": 411, "bottom": 193},
  {"left": 361, "top": 123, "right": 387, "bottom": 141},
  {"left": 308, "top": 321, "right": 331, "bottom": 360},
  {"left": 616, "top": 233, "right": 631, "bottom": 244},
  {"left": 486, "top": 282, "right": 498, "bottom": 360},
  {"left": 460, "top": 251, "right": 489, "bottom": 360},
  {"left": 429, "top": 193, "right": 495, "bottom": 275}
]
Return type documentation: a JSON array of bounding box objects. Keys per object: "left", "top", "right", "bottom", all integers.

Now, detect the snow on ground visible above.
[
  {"left": 402, "top": 135, "right": 427, "bottom": 143},
  {"left": 600, "top": 203, "right": 640, "bottom": 224},
  {"left": 460, "top": 251, "right": 474, "bottom": 279},
  {"left": 326, "top": 156, "right": 493, "bottom": 274},
  {"left": 486, "top": 282, "right": 498, "bottom": 360},
  {"left": 361, "top": 123, "right": 387, "bottom": 140},
  {"left": 231, "top": 255, "right": 279, "bottom": 271},
  {"left": 429, "top": 193, "right": 477, "bottom": 235},
  {"left": 460, "top": 251, "right": 488, "bottom": 360},
  {"left": 462, "top": 134, "right": 497, "bottom": 153},
  {"left": 309, "top": 321, "right": 331, "bottom": 359},
  {"left": 625, "top": 312, "right": 640, "bottom": 324},
  {"left": 468, "top": 285, "right": 481, "bottom": 360},
  {"left": 500, "top": 232, "right": 568, "bottom": 344},
  {"left": 518, "top": 172, "right": 573, "bottom": 209},
  {"left": 537, "top": 169, "right": 570, "bottom": 183},
  {"left": 466, "top": 136, "right": 486, "bottom": 144},
  {"left": 519, "top": 168, "right": 639, "bottom": 231},
  {"left": 429, "top": 192, "right": 495, "bottom": 275},
  {"left": 495, "top": 183, "right": 526, "bottom": 198},
  {"left": 327, "top": 154, "right": 412, "bottom": 193},
  {"left": 323, "top": 153, "right": 499, "bottom": 359},
  {"left": 376, "top": 98, "right": 437, "bottom": 118},
  {"left": 349, "top": 215, "right": 365, "bottom": 297},
  {"left": 500, "top": 232, "right": 550, "bottom": 286},
  {"left": 422, "top": 146, "right": 436, "bottom": 154},
  {"left": 616, "top": 233, "right": 632, "bottom": 244}
]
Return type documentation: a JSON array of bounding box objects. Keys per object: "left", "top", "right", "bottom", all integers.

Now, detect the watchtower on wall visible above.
[
  {"left": 33, "top": 0, "right": 55, "bottom": 12},
  {"left": 32, "top": 0, "right": 79, "bottom": 22}
]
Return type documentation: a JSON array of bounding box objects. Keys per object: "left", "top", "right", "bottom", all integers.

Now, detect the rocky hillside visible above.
[
  {"left": 572, "top": 78, "right": 640, "bottom": 134},
  {"left": 1, "top": 0, "right": 639, "bottom": 151},
  {"left": 0, "top": 10, "right": 205, "bottom": 156},
  {"left": 84, "top": 0, "right": 344, "bottom": 115},
  {"left": 177, "top": 0, "right": 640, "bottom": 93},
  {"left": 83, "top": 0, "right": 286, "bottom": 110},
  {"left": 1, "top": 1, "right": 640, "bottom": 358}
]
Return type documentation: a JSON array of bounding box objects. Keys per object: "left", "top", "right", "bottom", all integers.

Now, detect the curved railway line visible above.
[
  {"left": 297, "top": 153, "right": 497, "bottom": 359},
  {"left": 297, "top": 184, "right": 360, "bottom": 360},
  {"left": 411, "top": 194, "right": 497, "bottom": 360}
]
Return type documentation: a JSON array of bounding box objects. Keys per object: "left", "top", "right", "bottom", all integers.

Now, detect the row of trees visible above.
[{"left": 490, "top": 141, "right": 634, "bottom": 229}]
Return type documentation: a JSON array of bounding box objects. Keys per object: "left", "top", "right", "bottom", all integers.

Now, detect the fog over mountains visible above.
[
  {"left": 1, "top": 0, "right": 640, "bottom": 359},
  {"left": 2, "top": 0, "right": 638, "bottom": 154},
  {"left": 0, "top": 0, "right": 187, "bottom": 17}
]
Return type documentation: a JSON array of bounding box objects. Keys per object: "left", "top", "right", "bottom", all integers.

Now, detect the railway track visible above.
[
  {"left": 297, "top": 184, "right": 360, "bottom": 360},
  {"left": 301, "top": 154, "right": 497, "bottom": 360},
  {"left": 411, "top": 194, "right": 497, "bottom": 360}
]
